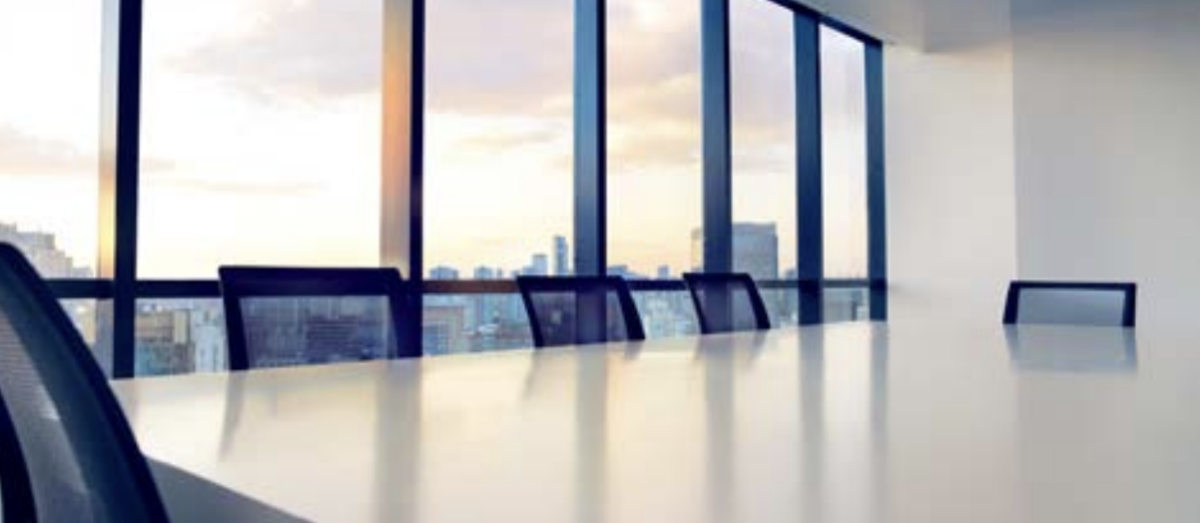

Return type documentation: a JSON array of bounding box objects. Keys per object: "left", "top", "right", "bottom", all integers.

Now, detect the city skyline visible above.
[
  {"left": 427, "top": 223, "right": 798, "bottom": 282},
  {"left": 1, "top": 0, "right": 868, "bottom": 281}
]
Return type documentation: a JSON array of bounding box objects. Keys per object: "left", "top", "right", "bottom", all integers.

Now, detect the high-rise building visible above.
[
  {"left": 689, "top": 228, "right": 704, "bottom": 272},
  {"left": 688, "top": 222, "right": 779, "bottom": 280},
  {"left": 135, "top": 308, "right": 195, "bottom": 376},
  {"left": 473, "top": 266, "right": 496, "bottom": 280},
  {"left": 608, "top": 265, "right": 633, "bottom": 279},
  {"left": 530, "top": 254, "right": 549, "bottom": 276},
  {"left": 0, "top": 222, "right": 93, "bottom": 278},
  {"left": 553, "top": 235, "right": 570, "bottom": 276},
  {"left": 734, "top": 223, "right": 779, "bottom": 281},
  {"left": 423, "top": 302, "right": 468, "bottom": 355},
  {"left": 429, "top": 266, "right": 460, "bottom": 280},
  {"left": 656, "top": 265, "right": 671, "bottom": 280}
]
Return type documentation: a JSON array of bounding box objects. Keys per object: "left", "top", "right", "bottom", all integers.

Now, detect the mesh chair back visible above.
[
  {"left": 683, "top": 272, "right": 771, "bottom": 334},
  {"left": 517, "top": 277, "right": 645, "bottom": 348},
  {"left": 220, "top": 267, "right": 415, "bottom": 371},
  {"left": 1003, "top": 281, "right": 1137, "bottom": 327},
  {"left": 0, "top": 243, "right": 169, "bottom": 523}
]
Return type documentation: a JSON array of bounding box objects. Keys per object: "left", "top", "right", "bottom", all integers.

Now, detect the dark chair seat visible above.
[
  {"left": 1003, "top": 280, "right": 1137, "bottom": 327},
  {"left": 219, "top": 266, "right": 416, "bottom": 371},
  {"left": 682, "top": 272, "right": 771, "bottom": 334},
  {"left": 516, "top": 276, "right": 645, "bottom": 348}
]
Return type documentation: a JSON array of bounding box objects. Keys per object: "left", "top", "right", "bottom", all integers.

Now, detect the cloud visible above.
[
  {"left": 176, "top": 0, "right": 382, "bottom": 101},
  {"left": 150, "top": 177, "right": 323, "bottom": 196},
  {"left": 174, "top": 0, "right": 578, "bottom": 111},
  {"left": 0, "top": 126, "right": 92, "bottom": 176},
  {"left": 166, "top": 0, "right": 795, "bottom": 180},
  {"left": 424, "top": 0, "right": 574, "bottom": 114}
]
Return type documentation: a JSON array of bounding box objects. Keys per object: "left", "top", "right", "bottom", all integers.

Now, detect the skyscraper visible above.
[
  {"left": 689, "top": 228, "right": 704, "bottom": 272},
  {"left": 473, "top": 266, "right": 496, "bottom": 280},
  {"left": 531, "top": 254, "right": 549, "bottom": 276},
  {"left": 429, "top": 266, "right": 460, "bottom": 280},
  {"left": 733, "top": 223, "right": 779, "bottom": 280},
  {"left": 688, "top": 222, "right": 779, "bottom": 280},
  {"left": 553, "top": 235, "right": 570, "bottom": 276},
  {"left": 0, "top": 222, "right": 92, "bottom": 278}
]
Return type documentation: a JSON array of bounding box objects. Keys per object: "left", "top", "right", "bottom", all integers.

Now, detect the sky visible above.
[{"left": 0, "top": 0, "right": 867, "bottom": 280}]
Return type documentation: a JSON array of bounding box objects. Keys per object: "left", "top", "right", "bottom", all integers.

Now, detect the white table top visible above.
[{"left": 111, "top": 321, "right": 1200, "bottom": 523}]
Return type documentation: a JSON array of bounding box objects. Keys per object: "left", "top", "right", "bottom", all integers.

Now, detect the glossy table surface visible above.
[{"left": 111, "top": 321, "right": 1200, "bottom": 523}]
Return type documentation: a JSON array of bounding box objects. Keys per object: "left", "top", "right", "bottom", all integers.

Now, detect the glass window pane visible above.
[
  {"left": 140, "top": 0, "right": 383, "bottom": 277},
  {"left": 135, "top": 299, "right": 227, "bottom": 376},
  {"left": 820, "top": 26, "right": 868, "bottom": 279},
  {"left": 61, "top": 300, "right": 100, "bottom": 347},
  {"left": 423, "top": 294, "right": 533, "bottom": 355},
  {"left": 731, "top": 0, "right": 796, "bottom": 283},
  {"left": 824, "top": 287, "right": 870, "bottom": 323},
  {"left": 633, "top": 291, "right": 699, "bottom": 338},
  {"left": 759, "top": 287, "right": 800, "bottom": 327},
  {"left": 607, "top": 0, "right": 702, "bottom": 280},
  {"left": 425, "top": 0, "right": 574, "bottom": 280},
  {"left": 0, "top": 0, "right": 100, "bottom": 279}
]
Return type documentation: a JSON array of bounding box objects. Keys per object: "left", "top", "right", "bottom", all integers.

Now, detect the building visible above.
[
  {"left": 530, "top": 254, "right": 549, "bottom": 276},
  {"left": 734, "top": 223, "right": 779, "bottom": 281},
  {"left": 0, "top": 222, "right": 93, "bottom": 279},
  {"left": 473, "top": 266, "right": 497, "bottom": 280},
  {"left": 135, "top": 308, "right": 195, "bottom": 376},
  {"left": 553, "top": 235, "right": 570, "bottom": 276},
  {"left": 689, "top": 223, "right": 779, "bottom": 280},
  {"left": 429, "top": 266, "right": 460, "bottom": 280},
  {"left": 422, "top": 301, "right": 468, "bottom": 355}
]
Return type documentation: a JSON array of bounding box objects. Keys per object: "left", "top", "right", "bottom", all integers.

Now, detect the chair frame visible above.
[
  {"left": 516, "top": 276, "right": 646, "bottom": 348},
  {"left": 1002, "top": 280, "right": 1137, "bottom": 327},
  {"left": 682, "top": 272, "right": 772, "bottom": 334},
  {"left": 0, "top": 244, "right": 170, "bottom": 522},
  {"left": 219, "top": 266, "right": 416, "bottom": 371}
]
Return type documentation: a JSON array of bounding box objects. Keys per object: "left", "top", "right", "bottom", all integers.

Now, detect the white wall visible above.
[
  {"left": 1012, "top": 0, "right": 1200, "bottom": 328},
  {"left": 839, "top": 0, "right": 1018, "bottom": 322},
  {"left": 883, "top": 40, "right": 1018, "bottom": 322}
]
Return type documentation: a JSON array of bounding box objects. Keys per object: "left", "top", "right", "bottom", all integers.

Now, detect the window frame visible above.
[{"left": 45, "top": 0, "right": 886, "bottom": 378}]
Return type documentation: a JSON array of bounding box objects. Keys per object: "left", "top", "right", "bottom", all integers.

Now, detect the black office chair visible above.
[
  {"left": 1003, "top": 281, "right": 1137, "bottom": 327},
  {"left": 219, "top": 266, "right": 417, "bottom": 371},
  {"left": 0, "top": 243, "right": 170, "bottom": 523},
  {"left": 516, "top": 276, "right": 645, "bottom": 348},
  {"left": 682, "top": 272, "right": 771, "bottom": 334}
]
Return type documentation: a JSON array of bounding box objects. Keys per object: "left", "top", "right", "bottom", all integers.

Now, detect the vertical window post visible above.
[
  {"left": 701, "top": 0, "right": 733, "bottom": 275},
  {"left": 700, "top": 0, "right": 734, "bottom": 324},
  {"left": 865, "top": 41, "right": 888, "bottom": 321},
  {"left": 575, "top": 0, "right": 607, "bottom": 341},
  {"left": 794, "top": 13, "right": 824, "bottom": 325},
  {"left": 99, "top": 0, "right": 143, "bottom": 378},
  {"left": 575, "top": 0, "right": 606, "bottom": 277},
  {"left": 383, "top": 0, "right": 425, "bottom": 356}
]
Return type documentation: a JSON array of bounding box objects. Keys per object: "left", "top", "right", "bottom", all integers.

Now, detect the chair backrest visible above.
[
  {"left": 682, "top": 272, "right": 771, "bottom": 334},
  {"left": 219, "top": 266, "right": 416, "bottom": 371},
  {"left": 516, "top": 276, "right": 646, "bottom": 348},
  {"left": 1003, "top": 281, "right": 1137, "bottom": 327},
  {"left": 0, "top": 243, "right": 169, "bottom": 523}
]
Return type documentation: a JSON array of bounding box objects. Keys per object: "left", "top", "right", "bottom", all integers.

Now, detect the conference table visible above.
[{"left": 111, "top": 320, "right": 1200, "bottom": 523}]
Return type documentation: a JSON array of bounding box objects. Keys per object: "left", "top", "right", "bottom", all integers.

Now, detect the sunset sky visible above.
[{"left": 0, "top": 0, "right": 866, "bottom": 279}]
